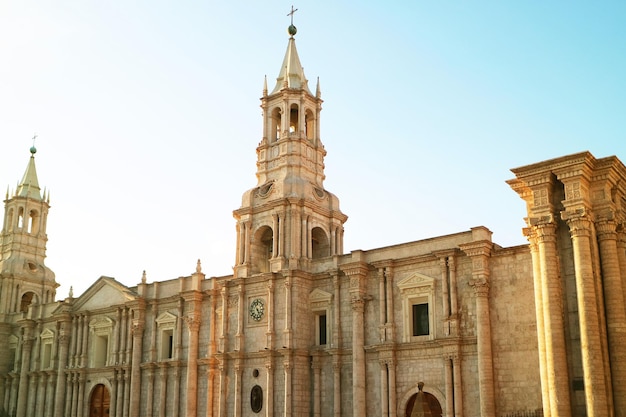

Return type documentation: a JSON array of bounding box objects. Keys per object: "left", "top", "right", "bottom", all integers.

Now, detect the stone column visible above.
[
  {"left": 524, "top": 227, "right": 551, "bottom": 417},
  {"left": 184, "top": 315, "right": 201, "bottom": 417},
  {"left": 76, "top": 372, "right": 85, "bottom": 417},
  {"left": 333, "top": 357, "right": 341, "bottom": 417},
  {"left": 53, "top": 330, "right": 71, "bottom": 417},
  {"left": 452, "top": 355, "right": 463, "bottom": 417},
  {"left": 596, "top": 219, "right": 626, "bottom": 416},
  {"left": 110, "top": 371, "right": 118, "bottom": 417},
  {"left": 444, "top": 357, "right": 453, "bottom": 417},
  {"left": 115, "top": 370, "right": 124, "bottom": 417},
  {"left": 283, "top": 358, "right": 292, "bottom": 417},
  {"left": 218, "top": 361, "right": 226, "bottom": 417},
  {"left": 534, "top": 222, "right": 571, "bottom": 417},
  {"left": 129, "top": 320, "right": 145, "bottom": 417},
  {"left": 158, "top": 364, "right": 168, "bottom": 417},
  {"left": 15, "top": 320, "right": 35, "bottom": 417},
  {"left": 462, "top": 241, "right": 495, "bottom": 417},
  {"left": 234, "top": 360, "right": 242, "bottom": 417},
  {"left": 265, "top": 358, "right": 274, "bottom": 417},
  {"left": 380, "top": 361, "right": 388, "bottom": 417},
  {"left": 567, "top": 217, "right": 610, "bottom": 416},
  {"left": 350, "top": 297, "right": 366, "bottom": 417},
  {"left": 312, "top": 355, "right": 321, "bottom": 417},
  {"left": 145, "top": 366, "right": 154, "bottom": 417},
  {"left": 388, "top": 358, "right": 397, "bottom": 417},
  {"left": 385, "top": 267, "right": 395, "bottom": 341},
  {"left": 333, "top": 273, "right": 341, "bottom": 347}
]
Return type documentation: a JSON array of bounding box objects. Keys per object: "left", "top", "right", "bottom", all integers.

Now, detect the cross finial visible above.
[
  {"left": 30, "top": 133, "right": 38, "bottom": 155},
  {"left": 287, "top": 5, "right": 298, "bottom": 25}
]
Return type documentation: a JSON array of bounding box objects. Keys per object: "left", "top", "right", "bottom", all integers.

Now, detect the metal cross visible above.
[
  {"left": 287, "top": 5, "right": 298, "bottom": 25},
  {"left": 32, "top": 133, "right": 38, "bottom": 147}
]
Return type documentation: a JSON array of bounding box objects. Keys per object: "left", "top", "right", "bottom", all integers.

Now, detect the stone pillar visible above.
[
  {"left": 115, "top": 370, "right": 124, "bottom": 417},
  {"left": 53, "top": 329, "right": 71, "bottom": 417},
  {"left": 110, "top": 371, "right": 118, "bottom": 417},
  {"left": 129, "top": 320, "right": 145, "bottom": 417},
  {"left": 385, "top": 267, "right": 395, "bottom": 341},
  {"left": 218, "top": 361, "right": 226, "bottom": 417},
  {"left": 380, "top": 361, "right": 388, "bottom": 417},
  {"left": 444, "top": 357, "right": 453, "bottom": 417},
  {"left": 185, "top": 315, "right": 201, "bottom": 417},
  {"left": 333, "top": 273, "right": 341, "bottom": 348},
  {"left": 312, "top": 355, "right": 321, "bottom": 417},
  {"left": 524, "top": 227, "right": 551, "bottom": 417},
  {"left": 350, "top": 297, "right": 366, "bottom": 417},
  {"left": 15, "top": 320, "right": 35, "bottom": 417},
  {"left": 452, "top": 355, "right": 463, "bottom": 417},
  {"left": 265, "top": 358, "right": 274, "bottom": 417},
  {"left": 333, "top": 357, "right": 341, "bottom": 417},
  {"left": 234, "top": 360, "right": 242, "bottom": 417},
  {"left": 388, "top": 358, "right": 397, "bottom": 417},
  {"left": 76, "top": 372, "right": 85, "bottom": 417},
  {"left": 567, "top": 217, "right": 611, "bottom": 416},
  {"left": 534, "top": 222, "right": 571, "bottom": 417},
  {"left": 123, "top": 369, "right": 131, "bottom": 417},
  {"left": 596, "top": 219, "right": 626, "bottom": 416},
  {"left": 462, "top": 241, "right": 495, "bottom": 417},
  {"left": 158, "top": 364, "right": 168, "bottom": 417},
  {"left": 145, "top": 366, "right": 154, "bottom": 417},
  {"left": 284, "top": 358, "right": 292, "bottom": 417}
]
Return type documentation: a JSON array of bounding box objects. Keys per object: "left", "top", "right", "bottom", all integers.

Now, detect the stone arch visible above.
[
  {"left": 251, "top": 225, "right": 274, "bottom": 273},
  {"left": 399, "top": 383, "right": 445, "bottom": 417},
  {"left": 305, "top": 108, "right": 316, "bottom": 141},
  {"left": 289, "top": 103, "right": 299, "bottom": 134},
  {"left": 20, "top": 291, "right": 38, "bottom": 313},
  {"left": 311, "top": 226, "right": 330, "bottom": 259},
  {"left": 270, "top": 107, "right": 282, "bottom": 142}
]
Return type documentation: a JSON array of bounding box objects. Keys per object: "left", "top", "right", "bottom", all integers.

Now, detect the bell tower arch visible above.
[{"left": 233, "top": 25, "right": 347, "bottom": 277}]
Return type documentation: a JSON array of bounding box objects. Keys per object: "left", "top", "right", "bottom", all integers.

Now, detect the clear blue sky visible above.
[{"left": 1, "top": 1, "right": 624, "bottom": 297}]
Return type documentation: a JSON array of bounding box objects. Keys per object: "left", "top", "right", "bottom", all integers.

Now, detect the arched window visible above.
[
  {"left": 17, "top": 207, "right": 24, "bottom": 229},
  {"left": 251, "top": 226, "right": 274, "bottom": 273},
  {"left": 28, "top": 209, "right": 39, "bottom": 234},
  {"left": 20, "top": 291, "right": 36, "bottom": 313},
  {"left": 289, "top": 104, "right": 299, "bottom": 134},
  {"left": 311, "top": 227, "right": 329, "bottom": 259},
  {"left": 305, "top": 108, "right": 316, "bottom": 141},
  {"left": 271, "top": 107, "right": 282, "bottom": 142}
]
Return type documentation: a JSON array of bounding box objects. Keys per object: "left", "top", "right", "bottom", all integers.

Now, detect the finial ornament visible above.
[
  {"left": 141, "top": 270, "right": 147, "bottom": 284},
  {"left": 69, "top": 286, "right": 74, "bottom": 298},
  {"left": 30, "top": 133, "right": 38, "bottom": 155},
  {"left": 287, "top": 5, "right": 298, "bottom": 37}
]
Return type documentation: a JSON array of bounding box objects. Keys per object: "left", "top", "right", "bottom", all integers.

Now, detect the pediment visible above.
[
  {"left": 397, "top": 272, "right": 435, "bottom": 292},
  {"left": 156, "top": 311, "right": 177, "bottom": 325},
  {"left": 309, "top": 288, "right": 332, "bottom": 304},
  {"left": 40, "top": 328, "right": 55, "bottom": 339},
  {"left": 72, "top": 276, "right": 138, "bottom": 312}
]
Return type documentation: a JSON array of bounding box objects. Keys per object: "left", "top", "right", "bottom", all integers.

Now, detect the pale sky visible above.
[{"left": 1, "top": 1, "right": 625, "bottom": 297}]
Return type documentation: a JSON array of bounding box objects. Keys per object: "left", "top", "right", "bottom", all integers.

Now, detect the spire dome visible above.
[{"left": 17, "top": 145, "right": 42, "bottom": 200}]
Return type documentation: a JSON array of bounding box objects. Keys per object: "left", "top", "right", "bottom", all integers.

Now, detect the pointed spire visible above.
[
  {"left": 316, "top": 77, "right": 321, "bottom": 98},
  {"left": 271, "top": 18, "right": 312, "bottom": 95},
  {"left": 16, "top": 145, "right": 42, "bottom": 200}
]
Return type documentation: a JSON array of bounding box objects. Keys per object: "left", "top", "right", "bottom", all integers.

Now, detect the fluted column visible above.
[
  {"left": 444, "top": 357, "right": 453, "bottom": 417},
  {"left": 380, "top": 361, "right": 388, "bottom": 417},
  {"left": 567, "top": 216, "right": 610, "bottom": 416},
  {"left": 462, "top": 241, "right": 495, "bottom": 417},
  {"left": 333, "top": 357, "right": 341, "bottom": 417},
  {"left": 388, "top": 358, "right": 397, "bottom": 417},
  {"left": 534, "top": 222, "right": 571, "bottom": 417},
  {"left": 312, "top": 355, "right": 321, "bottom": 417},
  {"left": 129, "top": 320, "right": 144, "bottom": 417},
  {"left": 53, "top": 326, "right": 71, "bottom": 417},
  {"left": 184, "top": 314, "right": 201, "bottom": 417},
  {"left": 596, "top": 219, "right": 626, "bottom": 416},
  {"left": 15, "top": 320, "right": 35, "bottom": 417},
  {"left": 524, "top": 227, "right": 551, "bottom": 417}
]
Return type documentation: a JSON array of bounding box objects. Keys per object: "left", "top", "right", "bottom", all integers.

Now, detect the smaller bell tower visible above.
[
  {"left": 0, "top": 145, "right": 57, "bottom": 317},
  {"left": 233, "top": 22, "right": 347, "bottom": 277}
]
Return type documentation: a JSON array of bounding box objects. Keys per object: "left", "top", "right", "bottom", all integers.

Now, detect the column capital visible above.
[
  {"left": 565, "top": 215, "right": 593, "bottom": 237},
  {"left": 595, "top": 219, "right": 618, "bottom": 240},
  {"left": 183, "top": 315, "right": 201, "bottom": 331},
  {"left": 350, "top": 296, "right": 365, "bottom": 313},
  {"left": 470, "top": 280, "right": 490, "bottom": 297}
]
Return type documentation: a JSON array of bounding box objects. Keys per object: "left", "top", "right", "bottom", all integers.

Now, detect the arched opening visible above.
[
  {"left": 251, "top": 226, "right": 274, "bottom": 273},
  {"left": 289, "top": 104, "right": 299, "bottom": 134},
  {"left": 28, "top": 209, "right": 39, "bottom": 234},
  {"left": 20, "top": 291, "right": 36, "bottom": 313},
  {"left": 311, "top": 227, "right": 330, "bottom": 259},
  {"left": 305, "top": 108, "right": 316, "bottom": 141},
  {"left": 89, "top": 384, "right": 111, "bottom": 417},
  {"left": 405, "top": 390, "right": 442, "bottom": 417},
  {"left": 17, "top": 207, "right": 24, "bottom": 229},
  {"left": 271, "top": 107, "right": 282, "bottom": 142},
  {"left": 6, "top": 208, "right": 13, "bottom": 232}
]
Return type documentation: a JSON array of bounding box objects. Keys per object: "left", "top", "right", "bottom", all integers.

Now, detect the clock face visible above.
[{"left": 249, "top": 298, "right": 265, "bottom": 321}]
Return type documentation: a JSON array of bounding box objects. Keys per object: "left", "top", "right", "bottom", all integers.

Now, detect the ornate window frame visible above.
[
  {"left": 89, "top": 316, "right": 114, "bottom": 368},
  {"left": 309, "top": 288, "right": 332, "bottom": 347},
  {"left": 156, "top": 311, "right": 177, "bottom": 360},
  {"left": 398, "top": 273, "right": 435, "bottom": 342}
]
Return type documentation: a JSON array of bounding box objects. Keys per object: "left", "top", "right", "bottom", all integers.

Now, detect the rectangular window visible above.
[
  {"left": 42, "top": 343, "right": 52, "bottom": 369},
  {"left": 318, "top": 314, "right": 327, "bottom": 345},
  {"left": 161, "top": 329, "right": 174, "bottom": 360},
  {"left": 412, "top": 303, "right": 429, "bottom": 336},
  {"left": 94, "top": 335, "right": 109, "bottom": 367}
]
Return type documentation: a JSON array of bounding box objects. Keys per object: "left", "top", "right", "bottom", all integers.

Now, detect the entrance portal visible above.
[
  {"left": 90, "top": 384, "right": 111, "bottom": 417},
  {"left": 405, "top": 382, "right": 442, "bottom": 417}
]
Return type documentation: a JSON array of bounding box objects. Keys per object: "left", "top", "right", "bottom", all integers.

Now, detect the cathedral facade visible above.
[{"left": 1, "top": 26, "right": 626, "bottom": 417}]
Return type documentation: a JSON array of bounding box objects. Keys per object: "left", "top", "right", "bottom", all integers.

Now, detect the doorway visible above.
[{"left": 90, "top": 384, "right": 111, "bottom": 417}]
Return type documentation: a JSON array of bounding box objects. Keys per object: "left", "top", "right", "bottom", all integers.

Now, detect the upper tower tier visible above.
[{"left": 233, "top": 24, "right": 347, "bottom": 276}]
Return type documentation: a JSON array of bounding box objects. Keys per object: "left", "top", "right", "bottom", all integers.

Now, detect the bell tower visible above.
[
  {"left": 233, "top": 23, "right": 347, "bottom": 277},
  {"left": 0, "top": 145, "right": 57, "bottom": 317}
]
